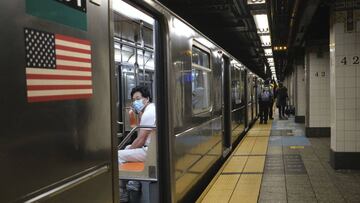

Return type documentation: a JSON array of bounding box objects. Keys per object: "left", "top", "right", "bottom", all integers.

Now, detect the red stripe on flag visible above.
[
  {"left": 28, "top": 94, "right": 92, "bottom": 103},
  {"left": 27, "top": 74, "right": 92, "bottom": 80},
  {"left": 55, "top": 34, "right": 91, "bottom": 46},
  {"left": 56, "top": 65, "right": 92, "bottom": 72},
  {"left": 55, "top": 45, "right": 91, "bottom": 54},
  {"left": 56, "top": 55, "right": 91, "bottom": 63},
  {"left": 27, "top": 85, "right": 93, "bottom": 90}
]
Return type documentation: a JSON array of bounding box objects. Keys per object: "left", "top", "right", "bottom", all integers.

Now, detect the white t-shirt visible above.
[{"left": 139, "top": 103, "right": 156, "bottom": 146}]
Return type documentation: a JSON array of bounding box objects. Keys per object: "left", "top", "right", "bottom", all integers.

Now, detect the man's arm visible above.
[{"left": 129, "top": 129, "right": 151, "bottom": 149}]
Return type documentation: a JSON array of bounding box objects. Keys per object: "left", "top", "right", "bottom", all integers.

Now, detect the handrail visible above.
[
  {"left": 117, "top": 125, "right": 156, "bottom": 150},
  {"left": 174, "top": 116, "right": 222, "bottom": 137},
  {"left": 231, "top": 105, "right": 245, "bottom": 113},
  {"left": 25, "top": 165, "right": 109, "bottom": 203}
]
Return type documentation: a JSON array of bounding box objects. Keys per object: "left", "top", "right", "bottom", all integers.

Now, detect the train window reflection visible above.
[
  {"left": 231, "top": 65, "right": 242, "bottom": 105},
  {"left": 191, "top": 46, "right": 211, "bottom": 114}
]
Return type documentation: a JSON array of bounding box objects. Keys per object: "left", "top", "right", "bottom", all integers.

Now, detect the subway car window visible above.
[
  {"left": 192, "top": 46, "right": 211, "bottom": 114},
  {"left": 231, "top": 65, "right": 242, "bottom": 105}
]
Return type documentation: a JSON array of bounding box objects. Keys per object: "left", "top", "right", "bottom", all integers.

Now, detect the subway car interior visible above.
[{"left": 2, "top": 0, "right": 360, "bottom": 203}]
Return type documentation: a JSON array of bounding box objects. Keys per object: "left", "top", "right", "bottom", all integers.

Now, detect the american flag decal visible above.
[{"left": 24, "top": 28, "right": 92, "bottom": 102}]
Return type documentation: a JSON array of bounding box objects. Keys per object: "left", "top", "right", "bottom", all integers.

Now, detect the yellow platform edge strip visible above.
[{"left": 196, "top": 120, "right": 271, "bottom": 202}]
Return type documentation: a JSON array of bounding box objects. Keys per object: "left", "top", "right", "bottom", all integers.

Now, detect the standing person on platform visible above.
[
  {"left": 268, "top": 79, "right": 276, "bottom": 120},
  {"left": 276, "top": 82, "right": 288, "bottom": 120},
  {"left": 258, "top": 84, "right": 273, "bottom": 124}
]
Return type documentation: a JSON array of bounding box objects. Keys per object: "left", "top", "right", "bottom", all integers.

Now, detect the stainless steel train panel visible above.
[
  {"left": 0, "top": 1, "right": 114, "bottom": 202},
  {"left": 167, "top": 20, "right": 225, "bottom": 200}
]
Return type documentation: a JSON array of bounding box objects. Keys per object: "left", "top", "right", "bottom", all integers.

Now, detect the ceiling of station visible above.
[{"left": 158, "top": 0, "right": 330, "bottom": 80}]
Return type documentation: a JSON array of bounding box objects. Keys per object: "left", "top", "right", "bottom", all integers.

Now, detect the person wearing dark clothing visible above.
[
  {"left": 258, "top": 86, "right": 273, "bottom": 124},
  {"left": 276, "top": 83, "right": 288, "bottom": 119},
  {"left": 268, "top": 79, "right": 277, "bottom": 120}
]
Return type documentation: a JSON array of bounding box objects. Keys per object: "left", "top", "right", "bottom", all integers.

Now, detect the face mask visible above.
[{"left": 132, "top": 99, "right": 145, "bottom": 113}]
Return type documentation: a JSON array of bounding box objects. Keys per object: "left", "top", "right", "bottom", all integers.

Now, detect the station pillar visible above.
[
  {"left": 305, "top": 44, "right": 331, "bottom": 137},
  {"left": 330, "top": 1, "right": 360, "bottom": 169}
]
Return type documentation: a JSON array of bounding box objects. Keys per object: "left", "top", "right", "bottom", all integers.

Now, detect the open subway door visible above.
[{"left": 113, "top": 1, "right": 159, "bottom": 202}]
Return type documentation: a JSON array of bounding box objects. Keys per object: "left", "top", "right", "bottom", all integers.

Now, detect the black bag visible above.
[
  {"left": 285, "top": 105, "right": 295, "bottom": 115},
  {"left": 285, "top": 106, "right": 291, "bottom": 115}
]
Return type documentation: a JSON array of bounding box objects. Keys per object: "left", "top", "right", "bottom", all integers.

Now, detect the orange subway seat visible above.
[{"left": 119, "top": 162, "right": 145, "bottom": 172}]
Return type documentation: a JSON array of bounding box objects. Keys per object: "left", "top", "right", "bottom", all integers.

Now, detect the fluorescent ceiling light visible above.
[
  {"left": 247, "top": 0, "right": 266, "bottom": 5},
  {"left": 254, "top": 14, "right": 269, "bottom": 34},
  {"left": 264, "top": 48, "right": 272, "bottom": 56},
  {"left": 260, "top": 35, "right": 271, "bottom": 46},
  {"left": 113, "top": 0, "right": 154, "bottom": 25},
  {"left": 267, "top": 58, "right": 274, "bottom": 63}
]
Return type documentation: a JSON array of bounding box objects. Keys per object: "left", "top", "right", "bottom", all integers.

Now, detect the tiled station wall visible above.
[
  {"left": 306, "top": 46, "right": 330, "bottom": 128},
  {"left": 330, "top": 9, "right": 360, "bottom": 152}
]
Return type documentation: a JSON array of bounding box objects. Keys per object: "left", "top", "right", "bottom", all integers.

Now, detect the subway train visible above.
[{"left": 0, "top": 0, "right": 263, "bottom": 202}]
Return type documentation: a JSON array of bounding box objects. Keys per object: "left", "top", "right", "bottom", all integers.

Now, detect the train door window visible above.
[
  {"left": 231, "top": 65, "right": 242, "bottom": 105},
  {"left": 191, "top": 42, "right": 211, "bottom": 114},
  {"left": 113, "top": 0, "right": 158, "bottom": 181}
]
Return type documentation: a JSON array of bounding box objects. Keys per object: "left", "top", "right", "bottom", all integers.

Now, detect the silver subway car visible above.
[
  {"left": 0, "top": 0, "right": 261, "bottom": 202},
  {"left": 115, "top": 1, "right": 261, "bottom": 202}
]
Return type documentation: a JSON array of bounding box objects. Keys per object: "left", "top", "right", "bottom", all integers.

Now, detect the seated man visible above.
[
  {"left": 118, "top": 86, "right": 156, "bottom": 201},
  {"left": 118, "top": 85, "right": 156, "bottom": 163}
]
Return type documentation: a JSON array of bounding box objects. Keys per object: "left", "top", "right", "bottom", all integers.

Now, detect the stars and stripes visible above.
[{"left": 24, "top": 28, "right": 93, "bottom": 102}]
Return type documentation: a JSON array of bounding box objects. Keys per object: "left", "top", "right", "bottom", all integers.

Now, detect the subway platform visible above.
[{"left": 197, "top": 115, "right": 360, "bottom": 203}]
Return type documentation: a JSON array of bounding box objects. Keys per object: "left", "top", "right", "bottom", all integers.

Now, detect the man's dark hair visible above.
[{"left": 131, "top": 85, "right": 152, "bottom": 102}]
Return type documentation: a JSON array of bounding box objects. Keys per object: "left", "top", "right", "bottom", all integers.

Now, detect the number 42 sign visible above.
[{"left": 340, "top": 56, "right": 360, "bottom": 65}]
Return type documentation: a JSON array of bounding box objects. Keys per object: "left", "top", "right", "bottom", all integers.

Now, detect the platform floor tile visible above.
[
  {"left": 223, "top": 156, "right": 248, "bottom": 173},
  {"left": 229, "top": 174, "right": 262, "bottom": 203},
  {"left": 243, "top": 156, "right": 266, "bottom": 173},
  {"left": 200, "top": 174, "right": 240, "bottom": 203}
]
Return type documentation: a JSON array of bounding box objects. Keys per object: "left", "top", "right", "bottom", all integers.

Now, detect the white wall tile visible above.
[
  {"left": 345, "top": 141, "right": 356, "bottom": 152},
  {"left": 337, "top": 141, "right": 345, "bottom": 151}
]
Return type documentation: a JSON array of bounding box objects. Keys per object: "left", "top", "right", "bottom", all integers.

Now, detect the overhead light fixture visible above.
[
  {"left": 253, "top": 14, "right": 269, "bottom": 34},
  {"left": 113, "top": 0, "right": 154, "bottom": 25},
  {"left": 260, "top": 35, "right": 271, "bottom": 47},
  {"left": 247, "top": 0, "right": 266, "bottom": 5},
  {"left": 264, "top": 48, "right": 272, "bottom": 56},
  {"left": 267, "top": 58, "right": 274, "bottom": 63}
]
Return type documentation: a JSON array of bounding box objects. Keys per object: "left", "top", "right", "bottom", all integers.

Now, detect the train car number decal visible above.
[
  {"left": 55, "top": 0, "right": 87, "bottom": 12},
  {"left": 26, "top": 0, "right": 87, "bottom": 30}
]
